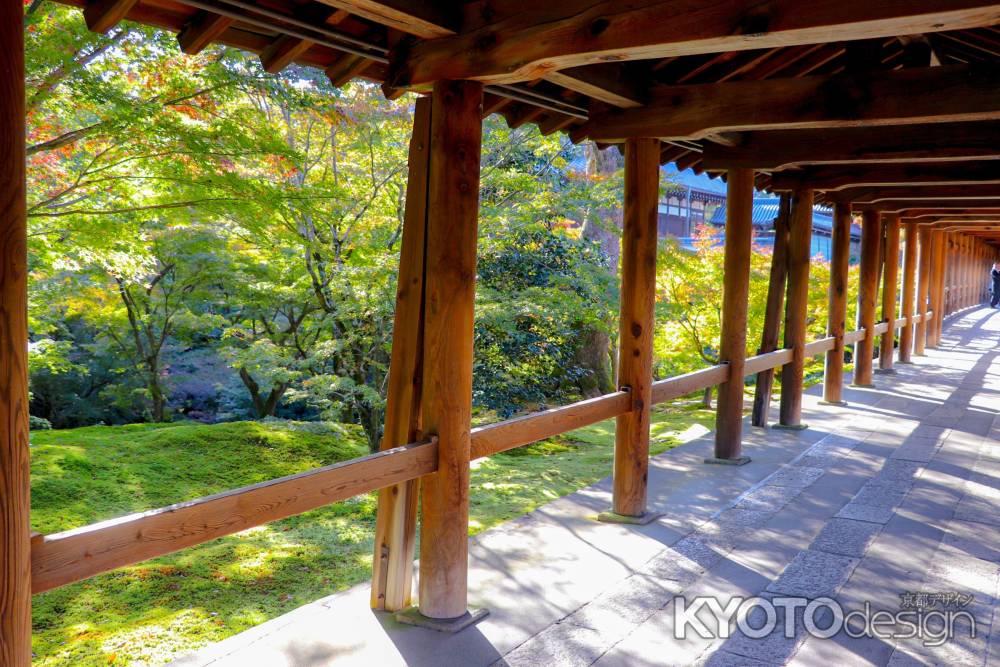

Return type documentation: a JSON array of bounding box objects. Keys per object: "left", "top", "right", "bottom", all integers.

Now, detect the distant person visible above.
[{"left": 993, "top": 262, "right": 1000, "bottom": 308}]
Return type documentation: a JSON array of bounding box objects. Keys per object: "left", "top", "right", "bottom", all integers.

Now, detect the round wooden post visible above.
[
  {"left": 823, "top": 203, "right": 852, "bottom": 404},
  {"left": 878, "top": 214, "right": 900, "bottom": 372},
  {"left": 417, "top": 80, "right": 483, "bottom": 622},
  {"left": 0, "top": 0, "right": 31, "bottom": 661},
  {"left": 712, "top": 168, "right": 754, "bottom": 463},
  {"left": 751, "top": 193, "right": 790, "bottom": 427},
  {"left": 928, "top": 230, "right": 946, "bottom": 347},
  {"left": 914, "top": 226, "right": 932, "bottom": 356},
  {"left": 854, "top": 210, "right": 882, "bottom": 387},
  {"left": 898, "top": 221, "right": 918, "bottom": 363},
  {"left": 609, "top": 137, "right": 660, "bottom": 520},
  {"left": 371, "top": 97, "right": 432, "bottom": 612},
  {"left": 778, "top": 189, "right": 813, "bottom": 427}
]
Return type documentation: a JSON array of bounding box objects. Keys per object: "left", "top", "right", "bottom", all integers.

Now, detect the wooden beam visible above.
[
  {"left": 823, "top": 203, "right": 852, "bottom": 404},
  {"left": 854, "top": 210, "right": 882, "bottom": 387},
  {"left": 83, "top": 0, "right": 139, "bottom": 33},
  {"left": 842, "top": 186, "right": 1000, "bottom": 205},
  {"left": 713, "top": 168, "right": 754, "bottom": 462},
  {"left": 751, "top": 193, "right": 790, "bottom": 427},
  {"left": 702, "top": 123, "right": 1000, "bottom": 171},
  {"left": 863, "top": 199, "right": 1000, "bottom": 213},
  {"left": 778, "top": 189, "right": 814, "bottom": 427},
  {"left": 610, "top": 138, "right": 660, "bottom": 519},
  {"left": 878, "top": 214, "right": 901, "bottom": 371},
  {"left": 903, "top": 208, "right": 1000, "bottom": 219},
  {"left": 544, "top": 64, "right": 647, "bottom": 108},
  {"left": 585, "top": 64, "right": 1000, "bottom": 142},
  {"left": 0, "top": 0, "right": 30, "bottom": 660},
  {"left": 771, "top": 160, "right": 1000, "bottom": 192},
  {"left": 389, "top": 1, "right": 1000, "bottom": 87},
  {"left": 371, "top": 97, "right": 431, "bottom": 612},
  {"left": 177, "top": 12, "right": 234, "bottom": 55},
  {"left": 317, "top": 0, "right": 458, "bottom": 39},
  {"left": 260, "top": 35, "right": 315, "bottom": 74},
  {"left": 914, "top": 226, "right": 932, "bottom": 355},
  {"left": 326, "top": 53, "right": 372, "bottom": 87},
  {"left": 417, "top": 79, "right": 483, "bottom": 621}
]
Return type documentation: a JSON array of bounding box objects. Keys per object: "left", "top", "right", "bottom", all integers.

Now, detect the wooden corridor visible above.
[{"left": 169, "top": 306, "right": 1000, "bottom": 667}]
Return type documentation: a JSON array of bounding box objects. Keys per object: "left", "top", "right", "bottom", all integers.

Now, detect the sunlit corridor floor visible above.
[{"left": 171, "top": 307, "right": 1000, "bottom": 667}]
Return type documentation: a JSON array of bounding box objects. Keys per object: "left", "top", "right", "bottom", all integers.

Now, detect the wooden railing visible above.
[{"left": 29, "top": 315, "right": 932, "bottom": 595}]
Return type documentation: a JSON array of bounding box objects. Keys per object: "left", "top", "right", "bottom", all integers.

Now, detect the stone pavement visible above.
[{"left": 171, "top": 307, "right": 1000, "bottom": 667}]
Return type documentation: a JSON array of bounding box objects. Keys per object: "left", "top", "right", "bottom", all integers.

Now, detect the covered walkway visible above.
[{"left": 172, "top": 307, "right": 1000, "bottom": 667}]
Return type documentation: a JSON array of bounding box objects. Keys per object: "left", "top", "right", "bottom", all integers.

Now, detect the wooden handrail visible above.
[
  {"left": 745, "top": 349, "right": 793, "bottom": 375},
  {"left": 803, "top": 336, "right": 837, "bottom": 357},
  {"left": 652, "top": 364, "right": 730, "bottom": 403}
]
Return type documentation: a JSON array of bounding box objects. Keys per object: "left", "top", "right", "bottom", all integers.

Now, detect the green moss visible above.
[{"left": 31, "top": 406, "right": 715, "bottom": 666}]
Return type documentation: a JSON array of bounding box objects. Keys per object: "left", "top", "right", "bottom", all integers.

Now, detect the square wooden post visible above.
[
  {"left": 854, "top": 210, "right": 882, "bottom": 387},
  {"left": 751, "top": 193, "right": 790, "bottom": 427},
  {"left": 605, "top": 138, "right": 660, "bottom": 522},
  {"left": 877, "top": 213, "right": 901, "bottom": 373},
  {"left": 371, "top": 97, "right": 432, "bottom": 612},
  {"left": 914, "top": 226, "right": 932, "bottom": 356},
  {"left": 0, "top": 0, "right": 32, "bottom": 662},
  {"left": 822, "top": 202, "right": 852, "bottom": 404},
  {"left": 898, "top": 221, "right": 918, "bottom": 363},
  {"left": 410, "top": 80, "right": 484, "bottom": 626},
  {"left": 777, "top": 189, "right": 813, "bottom": 428},
  {"left": 711, "top": 168, "right": 754, "bottom": 464}
]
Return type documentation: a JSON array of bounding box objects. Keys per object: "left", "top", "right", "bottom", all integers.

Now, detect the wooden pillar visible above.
[
  {"left": 610, "top": 138, "right": 660, "bottom": 519},
  {"left": 898, "top": 221, "right": 918, "bottom": 363},
  {"left": 371, "top": 98, "right": 431, "bottom": 612},
  {"left": 914, "top": 226, "right": 932, "bottom": 356},
  {"left": 878, "top": 214, "right": 900, "bottom": 372},
  {"left": 854, "top": 210, "right": 882, "bottom": 386},
  {"left": 0, "top": 0, "right": 31, "bottom": 661},
  {"left": 928, "top": 230, "right": 946, "bottom": 347},
  {"left": 751, "top": 193, "right": 790, "bottom": 427},
  {"left": 417, "top": 80, "right": 483, "bottom": 621},
  {"left": 823, "top": 203, "right": 852, "bottom": 404},
  {"left": 778, "top": 189, "right": 813, "bottom": 427},
  {"left": 713, "top": 169, "right": 754, "bottom": 462}
]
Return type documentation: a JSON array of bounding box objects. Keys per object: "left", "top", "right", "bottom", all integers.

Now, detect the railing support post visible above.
[
  {"left": 822, "top": 203, "right": 851, "bottom": 404},
  {"left": 411, "top": 80, "right": 484, "bottom": 625},
  {"left": 928, "top": 230, "right": 946, "bottom": 347},
  {"left": 898, "top": 221, "right": 918, "bottom": 363},
  {"left": 878, "top": 213, "right": 901, "bottom": 373},
  {"left": 605, "top": 137, "right": 660, "bottom": 522},
  {"left": 914, "top": 226, "right": 931, "bottom": 356},
  {"left": 711, "top": 168, "right": 754, "bottom": 464},
  {"left": 0, "top": 0, "right": 32, "bottom": 661},
  {"left": 751, "top": 193, "right": 790, "bottom": 427},
  {"left": 854, "top": 210, "right": 882, "bottom": 387},
  {"left": 777, "top": 188, "right": 813, "bottom": 428}
]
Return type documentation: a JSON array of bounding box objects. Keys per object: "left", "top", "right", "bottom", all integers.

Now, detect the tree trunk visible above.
[
  {"left": 238, "top": 367, "right": 288, "bottom": 418},
  {"left": 702, "top": 385, "right": 713, "bottom": 408},
  {"left": 148, "top": 369, "right": 166, "bottom": 422}
]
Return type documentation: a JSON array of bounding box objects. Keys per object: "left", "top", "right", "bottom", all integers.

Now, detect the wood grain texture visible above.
[
  {"left": 390, "top": 1, "right": 1000, "bottom": 86},
  {"left": 854, "top": 210, "right": 882, "bottom": 385},
  {"left": 417, "top": 80, "right": 482, "bottom": 620},
  {"left": 317, "top": 0, "right": 457, "bottom": 39},
  {"left": 371, "top": 97, "right": 431, "bottom": 612},
  {"left": 751, "top": 193, "right": 789, "bottom": 427},
  {"left": 0, "top": 0, "right": 31, "bottom": 660},
  {"left": 714, "top": 168, "right": 753, "bottom": 460},
  {"left": 613, "top": 137, "right": 660, "bottom": 517},
  {"left": 260, "top": 35, "right": 315, "bottom": 74},
  {"left": 177, "top": 12, "right": 234, "bottom": 55},
  {"left": 83, "top": 0, "right": 139, "bottom": 33},
  {"left": 879, "top": 214, "right": 902, "bottom": 370},
  {"left": 823, "top": 203, "right": 852, "bottom": 403},
  {"left": 779, "top": 189, "right": 813, "bottom": 426}
]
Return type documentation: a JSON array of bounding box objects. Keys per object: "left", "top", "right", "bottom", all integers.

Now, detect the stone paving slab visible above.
[{"left": 170, "top": 308, "right": 1000, "bottom": 667}]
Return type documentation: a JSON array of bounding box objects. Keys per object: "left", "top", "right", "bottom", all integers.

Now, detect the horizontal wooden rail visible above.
[
  {"left": 844, "top": 328, "right": 868, "bottom": 344},
  {"left": 744, "top": 349, "right": 793, "bottom": 375},
  {"left": 31, "top": 440, "right": 438, "bottom": 594},
  {"left": 651, "top": 364, "right": 730, "bottom": 404},
  {"left": 873, "top": 322, "right": 891, "bottom": 335},
  {"left": 803, "top": 336, "right": 837, "bottom": 357},
  {"left": 470, "top": 391, "right": 631, "bottom": 459}
]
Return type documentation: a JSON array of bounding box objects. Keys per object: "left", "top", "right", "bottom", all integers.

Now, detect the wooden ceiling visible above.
[{"left": 54, "top": 0, "right": 1000, "bottom": 236}]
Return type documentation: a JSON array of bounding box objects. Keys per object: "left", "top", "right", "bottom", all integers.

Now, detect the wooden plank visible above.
[
  {"left": 417, "top": 80, "right": 482, "bottom": 620},
  {"left": 584, "top": 65, "right": 1000, "bottom": 141},
  {"left": 771, "top": 160, "right": 1000, "bottom": 192},
  {"left": 878, "top": 214, "right": 901, "bottom": 371},
  {"left": 779, "top": 189, "right": 814, "bottom": 427},
  {"left": 83, "top": 0, "right": 139, "bottom": 33},
  {"left": 854, "top": 210, "right": 882, "bottom": 386},
  {"left": 751, "top": 193, "right": 790, "bottom": 427},
  {"left": 843, "top": 185, "right": 1000, "bottom": 204},
  {"left": 714, "top": 168, "right": 754, "bottom": 460},
  {"left": 371, "top": 97, "right": 431, "bottom": 612},
  {"left": 864, "top": 198, "right": 1000, "bottom": 213},
  {"left": 873, "top": 321, "right": 891, "bottom": 335},
  {"left": 0, "top": 0, "right": 31, "bottom": 661},
  {"left": 702, "top": 123, "right": 1000, "bottom": 171},
  {"left": 613, "top": 137, "right": 660, "bottom": 517},
  {"left": 844, "top": 328, "right": 868, "bottom": 345},
  {"left": 823, "top": 203, "right": 852, "bottom": 404},
  {"left": 804, "top": 337, "right": 837, "bottom": 357},
  {"left": 651, "top": 365, "right": 731, "bottom": 403},
  {"left": 317, "top": 0, "right": 457, "bottom": 39},
  {"left": 32, "top": 440, "right": 439, "bottom": 594},
  {"left": 745, "top": 349, "right": 793, "bottom": 376},
  {"left": 177, "top": 12, "right": 234, "bottom": 55},
  {"left": 544, "top": 64, "right": 647, "bottom": 108},
  {"left": 389, "top": 1, "right": 1000, "bottom": 87},
  {"left": 260, "top": 35, "right": 315, "bottom": 74}
]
